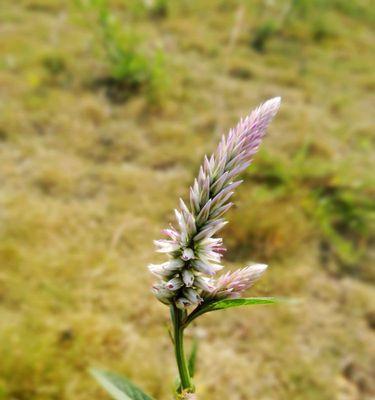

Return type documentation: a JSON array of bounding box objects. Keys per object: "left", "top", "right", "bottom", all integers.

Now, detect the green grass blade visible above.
[
  {"left": 188, "top": 338, "right": 198, "bottom": 378},
  {"left": 90, "top": 368, "right": 155, "bottom": 400}
]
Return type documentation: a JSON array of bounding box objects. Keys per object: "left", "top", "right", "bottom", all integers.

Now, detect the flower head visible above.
[
  {"left": 149, "top": 98, "right": 281, "bottom": 308},
  {"left": 208, "top": 264, "right": 268, "bottom": 299}
]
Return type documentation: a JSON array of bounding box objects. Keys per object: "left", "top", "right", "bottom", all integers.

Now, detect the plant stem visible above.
[{"left": 171, "top": 305, "right": 193, "bottom": 392}]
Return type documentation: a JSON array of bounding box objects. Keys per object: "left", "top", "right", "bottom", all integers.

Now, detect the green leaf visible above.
[
  {"left": 209, "top": 297, "right": 283, "bottom": 311},
  {"left": 188, "top": 339, "right": 198, "bottom": 378},
  {"left": 90, "top": 368, "right": 155, "bottom": 400},
  {"left": 184, "top": 297, "right": 285, "bottom": 326}
]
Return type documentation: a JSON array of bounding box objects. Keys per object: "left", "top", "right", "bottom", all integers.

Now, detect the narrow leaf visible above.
[
  {"left": 209, "top": 297, "right": 282, "bottom": 311},
  {"left": 184, "top": 297, "right": 285, "bottom": 326},
  {"left": 176, "top": 338, "right": 198, "bottom": 392},
  {"left": 188, "top": 339, "right": 198, "bottom": 378},
  {"left": 90, "top": 368, "right": 155, "bottom": 400}
]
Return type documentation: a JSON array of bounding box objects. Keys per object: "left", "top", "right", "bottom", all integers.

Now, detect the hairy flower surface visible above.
[
  {"left": 209, "top": 264, "right": 268, "bottom": 299},
  {"left": 150, "top": 97, "right": 281, "bottom": 308}
]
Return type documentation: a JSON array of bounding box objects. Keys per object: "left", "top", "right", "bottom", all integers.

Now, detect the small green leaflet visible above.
[
  {"left": 208, "top": 297, "right": 282, "bottom": 311},
  {"left": 184, "top": 297, "right": 284, "bottom": 326},
  {"left": 90, "top": 368, "right": 155, "bottom": 400}
]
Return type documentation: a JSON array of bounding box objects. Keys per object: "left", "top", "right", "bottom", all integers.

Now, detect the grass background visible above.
[{"left": 0, "top": 0, "right": 374, "bottom": 399}]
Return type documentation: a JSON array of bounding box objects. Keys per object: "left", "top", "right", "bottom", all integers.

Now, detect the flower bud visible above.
[
  {"left": 165, "top": 277, "right": 184, "bottom": 291},
  {"left": 183, "top": 288, "right": 202, "bottom": 305},
  {"left": 148, "top": 259, "right": 184, "bottom": 277},
  {"left": 175, "top": 297, "right": 192, "bottom": 309},
  {"left": 181, "top": 248, "right": 194, "bottom": 261},
  {"left": 182, "top": 269, "right": 195, "bottom": 287},
  {"left": 152, "top": 283, "right": 174, "bottom": 304},
  {"left": 194, "top": 276, "right": 215, "bottom": 292}
]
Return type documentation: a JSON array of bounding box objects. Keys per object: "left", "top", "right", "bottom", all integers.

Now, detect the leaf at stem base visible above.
[{"left": 90, "top": 368, "right": 155, "bottom": 400}]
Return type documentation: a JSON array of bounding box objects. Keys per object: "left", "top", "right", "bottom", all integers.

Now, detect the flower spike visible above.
[{"left": 149, "top": 98, "right": 281, "bottom": 307}]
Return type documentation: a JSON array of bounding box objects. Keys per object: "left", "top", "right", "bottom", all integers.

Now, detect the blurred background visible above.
[{"left": 0, "top": 1, "right": 374, "bottom": 399}]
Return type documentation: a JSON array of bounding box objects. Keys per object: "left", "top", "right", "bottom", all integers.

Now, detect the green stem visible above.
[
  {"left": 171, "top": 305, "right": 193, "bottom": 392},
  {"left": 183, "top": 299, "right": 216, "bottom": 328}
]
